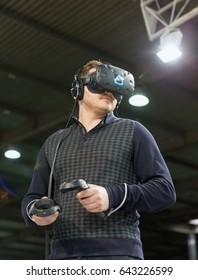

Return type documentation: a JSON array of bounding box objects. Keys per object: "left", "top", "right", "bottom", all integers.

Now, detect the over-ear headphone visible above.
[
  {"left": 70, "top": 75, "right": 84, "bottom": 100},
  {"left": 71, "top": 66, "right": 85, "bottom": 100}
]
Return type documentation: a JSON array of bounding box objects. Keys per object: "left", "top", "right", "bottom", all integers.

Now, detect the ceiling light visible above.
[
  {"left": 4, "top": 149, "right": 21, "bottom": 159},
  {"left": 129, "top": 94, "right": 149, "bottom": 107},
  {"left": 189, "top": 219, "right": 198, "bottom": 226},
  {"left": 157, "top": 29, "right": 183, "bottom": 63}
]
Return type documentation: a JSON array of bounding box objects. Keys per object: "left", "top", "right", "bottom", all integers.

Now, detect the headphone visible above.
[
  {"left": 70, "top": 67, "right": 85, "bottom": 100},
  {"left": 70, "top": 74, "right": 123, "bottom": 109}
]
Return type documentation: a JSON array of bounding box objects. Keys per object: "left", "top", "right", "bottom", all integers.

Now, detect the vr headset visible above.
[
  {"left": 71, "top": 63, "right": 135, "bottom": 101},
  {"left": 82, "top": 64, "right": 135, "bottom": 97}
]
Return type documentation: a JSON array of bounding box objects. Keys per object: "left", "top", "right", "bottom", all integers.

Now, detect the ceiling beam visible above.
[
  {"left": 159, "top": 129, "right": 198, "bottom": 153},
  {"left": 0, "top": 103, "right": 74, "bottom": 148},
  {"left": 0, "top": 3, "right": 136, "bottom": 72},
  {"left": 0, "top": 101, "right": 36, "bottom": 118},
  {"left": 0, "top": 63, "right": 66, "bottom": 93},
  {"left": 165, "top": 155, "right": 198, "bottom": 170}
]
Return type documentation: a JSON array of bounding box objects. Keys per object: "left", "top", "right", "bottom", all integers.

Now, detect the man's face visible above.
[{"left": 80, "top": 68, "right": 117, "bottom": 114}]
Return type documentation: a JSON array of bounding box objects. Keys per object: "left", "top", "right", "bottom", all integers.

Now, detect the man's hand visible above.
[
  {"left": 30, "top": 196, "right": 60, "bottom": 226},
  {"left": 76, "top": 184, "right": 109, "bottom": 213}
]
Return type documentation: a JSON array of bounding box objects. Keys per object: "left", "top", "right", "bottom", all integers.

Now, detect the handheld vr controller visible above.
[
  {"left": 59, "top": 179, "right": 89, "bottom": 193},
  {"left": 59, "top": 179, "right": 105, "bottom": 219},
  {"left": 29, "top": 198, "right": 61, "bottom": 217}
]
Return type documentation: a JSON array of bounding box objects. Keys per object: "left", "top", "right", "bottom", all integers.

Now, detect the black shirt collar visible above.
[{"left": 72, "top": 111, "right": 118, "bottom": 127}]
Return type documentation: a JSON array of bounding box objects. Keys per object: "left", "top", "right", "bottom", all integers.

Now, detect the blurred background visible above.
[{"left": 0, "top": 0, "right": 198, "bottom": 260}]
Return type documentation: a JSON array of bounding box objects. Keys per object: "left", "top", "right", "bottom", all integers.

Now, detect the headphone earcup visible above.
[{"left": 71, "top": 76, "right": 84, "bottom": 100}]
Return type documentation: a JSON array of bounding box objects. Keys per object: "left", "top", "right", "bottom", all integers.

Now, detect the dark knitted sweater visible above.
[{"left": 21, "top": 112, "right": 176, "bottom": 259}]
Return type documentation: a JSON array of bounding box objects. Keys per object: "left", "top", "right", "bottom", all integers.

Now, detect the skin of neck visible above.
[{"left": 78, "top": 104, "right": 107, "bottom": 132}]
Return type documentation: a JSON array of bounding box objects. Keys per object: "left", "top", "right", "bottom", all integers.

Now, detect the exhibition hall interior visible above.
[{"left": 0, "top": 0, "right": 198, "bottom": 260}]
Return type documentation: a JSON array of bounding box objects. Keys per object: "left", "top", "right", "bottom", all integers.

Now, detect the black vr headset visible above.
[{"left": 71, "top": 63, "right": 135, "bottom": 103}]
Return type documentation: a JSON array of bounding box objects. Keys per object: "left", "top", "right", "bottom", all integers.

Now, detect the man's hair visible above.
[{"left": 79, "top": 60, "right": 103, "bottom": 78}]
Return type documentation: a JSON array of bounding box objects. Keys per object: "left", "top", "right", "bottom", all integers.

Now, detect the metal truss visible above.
[{"left": 140, "top": 0, "right": 198, "bottom": 41}]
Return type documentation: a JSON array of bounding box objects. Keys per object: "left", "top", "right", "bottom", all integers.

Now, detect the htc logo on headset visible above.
[
  {"left": 114, "top": 74, "right": 124, "bottom": 86},
  {"left": 71, "top": 63, "right": 135, "bottom": 102}
]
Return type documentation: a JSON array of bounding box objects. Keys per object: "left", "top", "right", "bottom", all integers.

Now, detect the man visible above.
[{"left": 21, "top": 60, "right": 176, "bottom": 260}]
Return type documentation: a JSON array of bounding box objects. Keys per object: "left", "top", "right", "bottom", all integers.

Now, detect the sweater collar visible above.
[{"left": 72, "top": 111, "right": 118, "bottom": 127}]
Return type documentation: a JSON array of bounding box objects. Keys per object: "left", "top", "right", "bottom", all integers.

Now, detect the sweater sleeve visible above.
[
  {"left": 106, "top": 121, "right": 176, "bottom": 212},
  {"left": 21, "top": 143, "right": 51, "bottom": 227}
]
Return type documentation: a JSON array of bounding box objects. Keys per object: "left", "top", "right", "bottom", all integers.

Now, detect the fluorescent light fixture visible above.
[
  {"left": 189, "top": 219, "right": 198, "bottom": 226},
  {"left": 157, "top": 29, "right": 183, "bottom": 63},
  {"left": 129, "top": 94, "right": 149, "bottom": 107},
  {"left": 4, "top": 149, "right": 21, "bottom": 159},
  {"left": 157, "top": 45, "right": 182, "bottom": 63}
]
